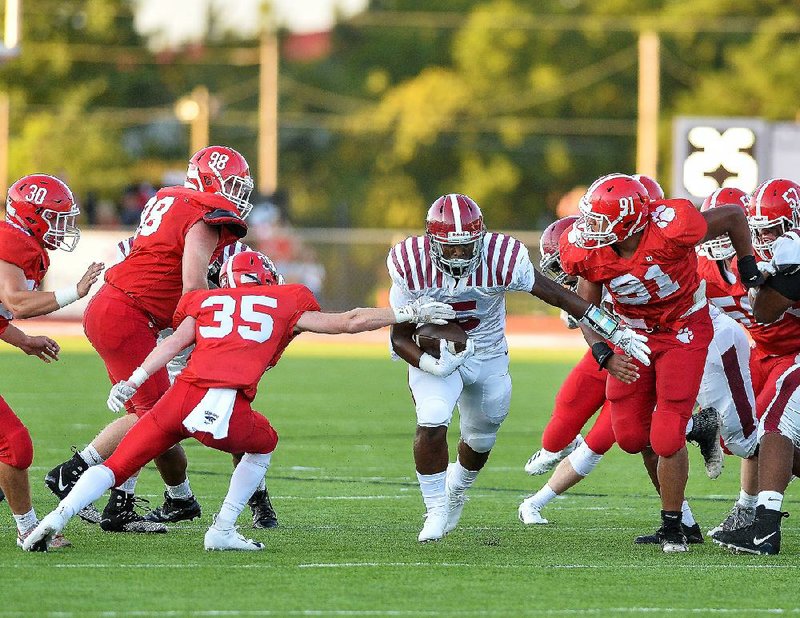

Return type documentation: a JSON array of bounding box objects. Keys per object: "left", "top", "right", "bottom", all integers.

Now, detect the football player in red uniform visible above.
[
  {"left": 23, "top": 251, "right": 457, "bottom": 551},
  {"left": 0, "top": 174, "right": 103, "bottom": 549},
  {"left": 388, "top": 194, "right": 651, "bottom": 543},
  {"left": 44, "top": 146, "right": 253, "bottom": 533},
  {"left": 698, "top": 180, "right": 800, "bottom": 535},
  {"left": 560, "top": 173, "right": 761, "bottom": 552},
  {"left": 713, "top": 226, "right": 800, "bottom": 554}
]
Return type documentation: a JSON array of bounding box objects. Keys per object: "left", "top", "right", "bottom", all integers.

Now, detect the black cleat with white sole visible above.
[
  {"left": 249, "top": 489, "right": 279, "bottom": 529},
  {"left": 44, "top": 451, "right": 88, "bottom": 500},
  {"left": 100, "top": 489, "right": 167, "bottom": 533},
  {"left": 144, "top": 491, "right": 202, "bottom": 523},
  {"left": 712, "top": 506, "right": 788, "bottom": 555},
  {"left": 634, "top": 522, "right": 704, "bottom": 545}
]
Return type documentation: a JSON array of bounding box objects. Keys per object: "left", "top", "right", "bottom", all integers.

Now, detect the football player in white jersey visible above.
[{"left": 387, "top": 193, "right": 651, "bottom": 542}]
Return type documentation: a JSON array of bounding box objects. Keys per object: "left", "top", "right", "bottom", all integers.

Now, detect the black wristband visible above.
[
  {"left": 737, "top": 254, "right": 766, "bottom": 289},
  {"left": 591, "top": 342, "right": 614, "bottom": 370}
]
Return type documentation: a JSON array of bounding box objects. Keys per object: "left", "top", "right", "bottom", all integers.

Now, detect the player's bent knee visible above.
[
  {"left": 650, "top": 434, "right": 685, "bottom": 458},
  {"left": 416, "top": 398, "right": 453, "bottom": 427},
  {"left": 2, "top": 426, "right": 34, "bottom": 470},
  {"left": 462, "top": 431, "right": 497, "bottom": 453},
  {"left": 615, "top": 431, "right": 649, "bottom": 454},
  {"left": 567, "top": 442, "right": 603, "bottom": 477},
  {"left": 241, "top": 452, "right": 272, "bottom": 470}
]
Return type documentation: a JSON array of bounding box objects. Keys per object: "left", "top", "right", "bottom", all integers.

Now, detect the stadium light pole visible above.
[
  {"left": 258, "top": 30, "right": 278, "bottom": 197},
  {"left": 175, "top": 86, "right": 210, "bottom": 157},
  {"left": 636, "top": 30, "right": 660, "bottom": 179},
  {"left": 0, "top": 0, "right": 20, "bottom": 198}
]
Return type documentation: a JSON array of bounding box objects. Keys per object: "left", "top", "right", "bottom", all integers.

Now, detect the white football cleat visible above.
[
  {"left": 418, "top": 507, "right": 448, "bottom": 543},
  {"left": 524, "top": 435, "right": 583, "bottom": 476},
  {"left": 204, "top": 524, "right": 264, "bottom": 551},
  {"left": 21, "top": 511, "right": 68, "bottom": 552},
  {"left": 518, "top": 498, "right": 549, "bottom": 525},
  {"left": 443, "top": 465, "right": 468, "bottom": 535}
]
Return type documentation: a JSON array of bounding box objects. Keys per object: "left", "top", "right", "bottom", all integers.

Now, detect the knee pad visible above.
[
  {"left": 614, "top": 428, "right": 649, "bottom": 454},
  {"left": 651, "top": 411, "right": 689, "bottom": 457},
  {"left": 241, "top": 452, "right": 272, "bottom": 470},
  {"left": 1, "top": 425, "right": 33, "bottom": 470},
  {"left": 416, "top": 397, "right": 453, "bottom": 427},
  {"left": 462, "top": 430, "right": 497, "bottom": 453},
  {"left": 567, "top": 442, "right": 603, "bottom": 477}
]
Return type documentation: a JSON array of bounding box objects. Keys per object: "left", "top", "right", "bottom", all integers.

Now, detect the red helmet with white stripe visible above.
[
  {"left": 426, "top": 193, "right": 486, "bottom": 278},
  {"left": 698, "top": 187, "right": 748, "bottom": 261},
  {"left": 746, "top": 178, "right": 800, "bottom": 260},
  {"left": 185, "top": 145, "right": 254, "bottom": 218},
  {"left": 6, "top": 174, "right": 80, "bottom": 251},
  {"left": 539, "top": 215, "right": 579, "bottom": 288},
  {"left": 632, "top": 174, "right": 665, "bottom": 201},
  {"left": 219, "top": 251, "right": 282, "bottom": 288},
  {"left": 574, "top": 173, "right": 649, "bottom": 249}
]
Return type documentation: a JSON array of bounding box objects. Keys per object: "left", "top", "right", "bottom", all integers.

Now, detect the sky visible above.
[{"left": 134, "top": 0, "right": 369, "bottom": 48}]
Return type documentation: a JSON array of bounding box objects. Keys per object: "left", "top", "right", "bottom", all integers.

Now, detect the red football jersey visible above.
[
  {"left": 105, "top": 187, "right": 245, "bottom": 329},
  {"left": 173, "top": 284, "right": 320, "bottom": 400},
  {"left": 698, "top": 254, "right": 800, "bottom": 356},
  {"left": 0, "top": 222, "right": 50, "bottom": 333},
  {"left": 561, "top": 199, "right": 708, "bottom": 331}
]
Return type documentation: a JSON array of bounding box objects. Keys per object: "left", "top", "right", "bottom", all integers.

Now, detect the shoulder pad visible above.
[
  {"left": 772, "top": 231, "right": 800, "bottom": 274},
  {"left": 203, "top": 209, "right": 248, "bottom": 239}
]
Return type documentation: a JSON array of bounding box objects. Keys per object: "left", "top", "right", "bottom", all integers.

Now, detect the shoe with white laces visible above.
[
  {"left": 707, "top": 503, "right": 756, "bottom": 537},
  {"left": 443, "top": 464, "right": 468, "bottom": 535},
  {"left": 204, "top": 518, "right": 264, "bottom": 551},
  {"left": 418, "top": 507, "right": 448, "bottom": 543},
  {"left": 21, "top": 511, "right": 69, "bottom": 552},
  {"left": 524, "top": 435, "right": 583, "bottom": 476},
  {"left": 518, "top": 497, "right": 549, "bottom": 525}
]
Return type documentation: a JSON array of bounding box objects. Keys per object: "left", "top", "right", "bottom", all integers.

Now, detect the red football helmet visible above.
[
  {"left": 5, "top": 174, "right": 80, "bottom": 251},
  {"left": 632, "top": 174, "right": 665, "bottom": 201},
  {"left": 698, "top": 187, "right": 748, "bottom": 261},
  {"left": 746, "top": 178, "right": 800, "bottom": 260},
  {"left": 219, "top": 251, "right": 282, "bottom": 288},
  {"left": 184, "top": 145, "right": 254, "bottom": 218},
  {"left": 539, "top": 215, "right": 579, "bottom": 288},
  {"left": 426, "top": 193, "right": 486, "bottom": 278},
  {"left": 574, "top": 173, "right": 650, "bottom": 249}
]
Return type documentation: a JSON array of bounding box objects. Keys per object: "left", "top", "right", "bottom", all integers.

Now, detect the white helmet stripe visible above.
[
  {"left": 225, "top": 257, "right": 238, "bottom": 288},
  {"left": 754, "top": 180, "right": 772, "bottom": 218},
  {"left": 448, "top": 194, "right": 462, "bottom": 233}
]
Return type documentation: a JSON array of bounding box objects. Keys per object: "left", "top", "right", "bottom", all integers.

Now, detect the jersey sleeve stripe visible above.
[
  {"left": 494, "top": 234, "right": 511, "bottom": 285},
  {"left": 504, "top": 239, "right": 522, "bottom": 286},
  {"left": 411, "top": 237, "right": 426, "bottom": 290},
  {"left": 399, "top": 239, "right": 415, "bottom": 290},
  {"left": 485, "top": 233, "right": 499, "bottom": 287},
  {"left": 390, "top": 245, "right": 404, "bottom": 282},
  {"left": 423, "top": 236, "right": 433, "bottom": 288}
]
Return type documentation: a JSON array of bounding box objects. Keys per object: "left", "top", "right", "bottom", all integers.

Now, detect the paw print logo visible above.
[
  {"left": 676, "top": 327, "right": 694, "bottom": 344},
  {"left": 651, "top": 205, "right": 676, "bottom": 228}
]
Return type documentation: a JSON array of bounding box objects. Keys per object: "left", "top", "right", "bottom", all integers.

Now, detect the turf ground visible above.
[{"left": 1, "top": 341, "right": 798, "bottom": 617}]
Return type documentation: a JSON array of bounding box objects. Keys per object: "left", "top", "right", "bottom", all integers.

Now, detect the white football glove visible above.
[
  {"left": 418, "top": 338, "right": 475, "bottom": 377},
  {"left": 757, "top": 259, "right": 777, "bottom": 277},
  {"left": 394, "top": 297, "right": 456, "bottom": 325},
  {"left": 609, "top": 327, "right": 651, "bottom": 367},
  {"left": 107, "top": 381, "right": 138, "bottom": 413}
]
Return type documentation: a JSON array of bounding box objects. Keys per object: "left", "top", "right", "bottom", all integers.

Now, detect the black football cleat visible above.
[
  {"left": 249, "top": 489, "right": 279, "bottom": 529},
  {"left": 712, "top": 506, "right": 788, "bottom": 555},
  {"left": 687, "top": 407, "right": 723, "bottom": 479},
  {"left": 144, "top": 491, "right": 202, "bottom": 523},
  {"left": 44, "top": 451, "right": 88, "bottom": 500},
  {"left": 635, "top": 522, "right": 703, "bottom": 545},
  {"left": 100, "top": 489, "right": 167, "bottom": 533}
]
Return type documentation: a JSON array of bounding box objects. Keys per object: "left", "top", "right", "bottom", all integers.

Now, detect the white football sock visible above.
[
  {"left": 567, "top": 442, "right": 603, "bottom": 477},
  {"left": 116, "top": 471, "right": 138, "bottom": 495},
  {"left": 215, "top": 453, "right": 272, "bottom": 530},
  {"left": 448, "top": 459, "right": 479, "bottom": 494},
  {"left": 13, "top": 508, "right": 38, "bottom": 534},
  {"left": 684, "top": 418, "right": 694, "bottom": 435},
  {"left": 681, "top": 500, "right": 696, "bottom": 527},
  {"left": 166, "top": 479, "right": 192, "bottom": 499},
  {"left": 55, "top": 465, "right": 115, "bottom": 520},
  {"left": 737, "top": 489, "right": 758, "bottom": 508},
  {"left": 79, "top": 445, "right": 104, "bottom": 467},
  {"left": 757, "top": 490, "right": 783, "bottom": 512},
  {"left": 416, "top": 470, "right": 446, "bottom": 512},
  {"left": 527, "top": 484, "right": 558, "bottom": 510},
  {"left": 256, "top": 477, "right": 266, "bottom": 492}
]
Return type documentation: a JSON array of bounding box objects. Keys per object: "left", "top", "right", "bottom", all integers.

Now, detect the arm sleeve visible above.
[{"left": 765, "top": 272, "right": 800, "bottom": 302}]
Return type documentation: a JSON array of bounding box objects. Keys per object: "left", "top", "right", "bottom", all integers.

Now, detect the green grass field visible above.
[{"left": 1, "top": 345, "right": 798, "bottom": 617}]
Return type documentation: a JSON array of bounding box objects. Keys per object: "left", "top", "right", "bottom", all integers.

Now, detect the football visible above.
[{"left": 413, "top": 322, "right": 468, "bottom": 359}]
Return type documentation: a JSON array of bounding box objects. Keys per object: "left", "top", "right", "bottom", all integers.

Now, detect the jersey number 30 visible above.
[{"left": 199, "top": 295, "right": 276, "bottom": 343}]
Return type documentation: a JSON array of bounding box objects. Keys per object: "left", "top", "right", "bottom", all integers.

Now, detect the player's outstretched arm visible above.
[
  {"left": 530, "top": 269, "right": 651, "bottom": 367},
  {"left": 0, "top": 323, "right": 60, "bottom": 363},
  {"left": 107, "top": 317, "right": 197, "bottom": 412},
  {"left": 701, "top": 205, "right": 763, "bottom": 288},
  {"left": 0, "top": 260, "right": 103, "bottom": 319},
  {"left": 182, "top": 221, "right": 220, "bottom": 294},
  {"left": 295, "top": 298, "right": 455, "bottom": 335}
]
